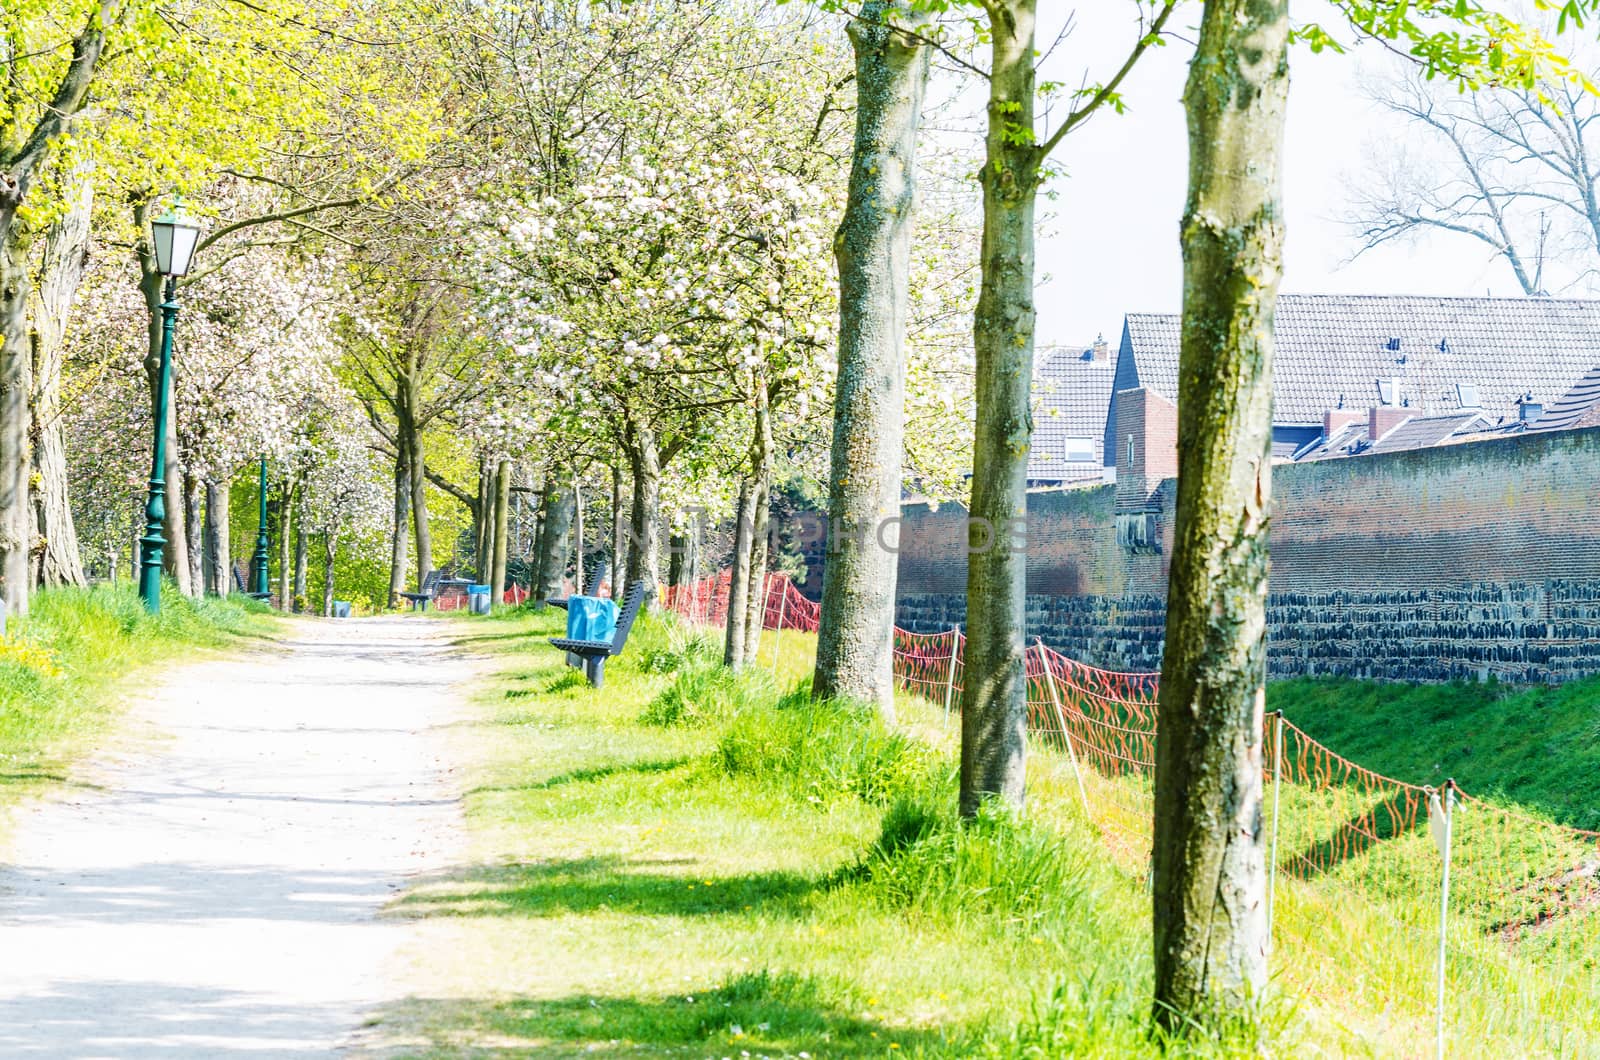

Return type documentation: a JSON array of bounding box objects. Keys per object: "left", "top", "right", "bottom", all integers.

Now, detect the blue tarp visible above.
[{"left": 566, "top": 595, "right": 618, "bottom": 643}]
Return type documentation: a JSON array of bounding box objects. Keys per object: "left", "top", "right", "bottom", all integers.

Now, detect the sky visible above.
[{"left": 944, "top": 5, "right": 1538, "bottom": 348}]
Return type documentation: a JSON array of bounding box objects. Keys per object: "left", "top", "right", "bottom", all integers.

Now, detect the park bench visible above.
[
  {"left": 400, "top": 570, "right": 443, "bottom": 611},
  {"left": 548, "top": 580, "right": 648, "bottom": 688},
  {"left": 230, "top": 564, "right": 272, "bottom": 603}
]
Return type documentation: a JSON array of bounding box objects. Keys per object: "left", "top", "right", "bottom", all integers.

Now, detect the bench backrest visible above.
[
  {"left": 609, "top": 580, "right": 651, "bottom": 655},
  {"left": 581, "top": 559, "right": 608, "bottom": 597},
  {"left": 419, "top": 569, "right": 442, "bottom": 594}
]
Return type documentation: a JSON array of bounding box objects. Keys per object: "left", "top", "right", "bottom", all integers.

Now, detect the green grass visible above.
[
  {"left": 1270, "top": 676, "right": 1600, "bottom": 830},
  {"left": 379, "top": 607, "right": 1599, "bottom": 1058},
  {"left": 0, "top": 583, "right": 274, "bottom": 808}
]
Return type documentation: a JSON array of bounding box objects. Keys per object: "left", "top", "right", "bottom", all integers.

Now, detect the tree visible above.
[
  {"left": 810, "top": 0, "right": 933, "bottom": 717},
  {"left": 1347, "top": 68, "right": 1600, "bottom": 295},
  {"left": 1150, "top": 0, "right": 1287, "bottom": 1028}
]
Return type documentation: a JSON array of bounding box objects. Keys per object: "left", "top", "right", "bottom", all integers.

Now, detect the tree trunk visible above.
[
  {"left": 812, "top": 0, "right": 930, "bottom": 716},
  {"left": 1151, "top": 0, "right": 1287, "bottom": 1029},
  {"left": 294, "top": 523, "right": 308, "bottom": 612},
  {"left": 625, "top": 423, "right": 662, "bottom": 604},
  {"left": 321, "top": 532, "right": 337, "bottom": 617},
  {"left": 135, "top": 213, "right": 191, "bottom": 599},
  {"left": 667, "top": 532, "right": 686, "bottom": 588},
  {"left": 610, "top": 462, "right": 628, "bottom": 600},
  {"left": 204, "top": 476, "right": 230, "bottom": 597},
  {"left": 533, "top": 474, "right": 574, "bottom": 605},
  {"left": 183, "top": 469, "right": 203, "bottom": 597},
  {"left": 399, "top": 403, "right": 432, "bottom": 581},
  {"left": 573, "top": 478, "right": 587, "bottom": 593},
  {"left": 28, "top": 173, "right": 92, "bottom": 590},
  {"left": 490, "top": 458, "right": 511, "bottom": 604},
  {"left": 960, "top": 2, "right": 1040, "bottom": 816},
  {"left": 726, "top": 384, "right": 774, "bottom": 670},
  {"left": 474, "top": 453, "right": 494, "bottom": 580},
  {"left": 276, "top": 476, "right": 294, "bottom": 610},
  {"left": 388, "top": 451, "right": 409, "bottom": 607},
  {"left": 0, "top": 231, "right": 35, "bottom": 614}
]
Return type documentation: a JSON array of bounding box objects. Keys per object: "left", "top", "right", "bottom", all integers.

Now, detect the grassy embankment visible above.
[
  {"left": 0, "top": 584, "right": 274, "bottom": 814},
  {"left": 381, "top": 608, "right": 1598, "bottom": 1058}
]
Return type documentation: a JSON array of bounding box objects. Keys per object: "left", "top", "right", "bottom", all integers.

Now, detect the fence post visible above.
[
  {"left": 941, "top": 627, "right": 960, "bottom": 725},
  {"left": 768, "top": 577, "right": 788, "bottom": 670},
  {"left": 1433, "top": 778, "right": 1456, "bottom": 1060},
  {"left": 1037, "top": 638, "right": 1092, "bottom": 822},
  {"left": 1268, "top": 709, "right": 1285, "bottom": 946}
]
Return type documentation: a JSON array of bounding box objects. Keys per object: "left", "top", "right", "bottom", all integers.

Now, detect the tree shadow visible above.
[
  {"left": 369, "top": 970, "right": 965, "bottom": 1057},
  {"left": 1280, "top": 790, "right": 1424, "bottom": 880},
  {"left": 389, "top": 855, "right": 817, "bottom": 921},
  {"left": 466, "top": 755, "right": 691, "bottom": 797}
]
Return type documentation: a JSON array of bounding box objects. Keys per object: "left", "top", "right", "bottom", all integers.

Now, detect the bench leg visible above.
[{"left": 585, "top": 656, "right": 604, "bottom": 688}]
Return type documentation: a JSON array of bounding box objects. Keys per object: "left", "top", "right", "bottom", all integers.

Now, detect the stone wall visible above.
[{"left": 881, "top": 427, "right": 1600, "bottom": 683}]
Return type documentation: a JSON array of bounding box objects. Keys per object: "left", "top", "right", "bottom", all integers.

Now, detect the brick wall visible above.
[{"left": 883, "top": 427, "right": 1600, "bottom": 683}]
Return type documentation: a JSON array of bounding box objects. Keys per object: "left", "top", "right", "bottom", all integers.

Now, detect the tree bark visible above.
[
  {"left": 533, "top": 474, "right": 574, "bottom": 604},
  {"left": 624, "top": 423, "right": 662, "bottom": 604},
  {"left": 726, "top": 383, "right": 774, "bottom": 670},
  {"left": 294, "top": 523, "right": 308, "bottom": 612},
  {"left": 474, "top": 453, "right": 494, "bottom": 580},
  {"left": 490, "top": 458, "right": 511, "bottom": 604},
  {"left": 388, "top": 450, "right": 409, "bottom": 608},
  {"left": 276, "top": 476, "right": 294, "bottom": 610},
  {"left": 812, "top": 0, "right": 930, "bottom": 716},
  {"left": 183, "top": 469, "right": 203, "bottom": 597},
  {"left": 321, "top": 532, "right": 337, "bottom": 617},
  {"left": 28, "top": 174, "right": 92, "bottom": 590},
  {"left": 573, "top": 478, "right": 587, "bottom": 593},
  {"left": 960, "top": 1, "right": 1040, "bottom": 816},
  {"left": 398, "top": 400, "right": 432, "bottom": 582},
  {"left": 1151, "top": 0, "right": 1287, "bottom": 1029},
  {"left": 610, "top": 462, "right": 628, "bottom": 600},
  {"left": 204, "top": 477, "right": 230, "bottom": 597},
  {"left": 0, "top": 231, "right": 34, "bottom": 613}
]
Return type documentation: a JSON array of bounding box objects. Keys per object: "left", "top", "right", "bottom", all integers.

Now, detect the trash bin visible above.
[
  {"left": 331, "top": 600, "right": 351, "bottom": 619},
  {"left": 468, "top": 584, "right": 492, "bottom": 615}
]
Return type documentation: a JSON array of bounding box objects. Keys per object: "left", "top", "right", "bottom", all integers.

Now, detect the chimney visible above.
[
  {"left": 1090, "top": 333, "right": 1110, "bottom": 362},
  {"left": 1519, "top": 400, "right": 1544, "bottom": 423},
  {"left": 1323, "top": 409, "right": 1364, "bottom": 437},
  {"left": 1369, "top": 406, "right": 1411, "bottom": 441}
]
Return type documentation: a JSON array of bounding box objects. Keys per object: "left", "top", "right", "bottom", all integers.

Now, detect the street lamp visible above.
[
  {"left": 138, "top": 205, "right": 203, "bottom": 613},
  {"left": 251, "top": 454, "right": 271, "bottom": 598}
]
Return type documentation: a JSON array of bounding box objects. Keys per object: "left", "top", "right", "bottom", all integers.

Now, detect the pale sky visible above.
[{"left": 943, "top": 5, "right": 1537, "bottom": 347}]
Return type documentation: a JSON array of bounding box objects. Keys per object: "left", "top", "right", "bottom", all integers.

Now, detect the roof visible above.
[
  {"left": 1528, "top": 363, "right": 1600, "bottom": 432},
  {"left": 1290, "top": 411, "right": 1493, "bottom": 462},
  {"left": 1122, "top": 294, "right": 1600, "bottom": 426},
  {"left": 1029, "top": 343, "right": 1116, "bottom": 481}
]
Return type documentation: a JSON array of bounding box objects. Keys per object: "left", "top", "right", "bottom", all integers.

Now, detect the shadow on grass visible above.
[
  {"left": 1281, "top": 790, "right": 1424, "bottom": 879},
  {"left": 467, "top": 755, "right": 691, "bottom": 798},
  {"left": 377, "top": 970, "right": 964, "bottom": 1057},
  {"left": 392, "top": 855, "right": 816, "bottom": 920}
]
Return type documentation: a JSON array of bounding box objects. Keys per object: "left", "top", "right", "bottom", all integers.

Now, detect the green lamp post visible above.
[
  {"left": 251, "top": 454, "right": 271, "bottom": 597},
  {"left": 138, "top": 206, "right": 203, "bottom": 614}
]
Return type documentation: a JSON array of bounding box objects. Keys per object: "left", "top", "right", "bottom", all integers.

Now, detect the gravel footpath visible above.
[{"left": 0, "top": 616, "right": 475, "bottom": 1058}]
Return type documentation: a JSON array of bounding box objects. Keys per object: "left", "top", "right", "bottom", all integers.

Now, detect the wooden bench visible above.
[
  {"left": 548, "top": 581, "right": 648, "bottom": 688},
  {"left": 400, "top": 570, "right": 443, "bottom": 611}
]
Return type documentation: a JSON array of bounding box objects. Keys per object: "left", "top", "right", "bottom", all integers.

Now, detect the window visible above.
[
  {"left": 1062, "top": 437, "right": 1095, "bottom": 463},
  {"left": 1456, "top": 382, "right": 1481, "bottom": 408},
  {"left": 1126, "top": 434, "right": 1136, "bottom": 467},
  {"left": 1377, "top": 378, "right": 1396, "bottom": 405}
]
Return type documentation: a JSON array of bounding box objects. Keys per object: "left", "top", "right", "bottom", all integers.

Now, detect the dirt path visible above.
[{"left": 0, "top": 616, "right": 476, "bottom": 1058}]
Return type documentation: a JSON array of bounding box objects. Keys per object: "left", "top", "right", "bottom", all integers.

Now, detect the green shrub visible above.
[
  {"left": 716, "top": 693, "right": 940, "bottom": 807},
  {"left": 641, "top": 656, "right": 773, "bottom": 727},
  {"left": 638, "top": 633, "right": 719, "bottom": 675}
]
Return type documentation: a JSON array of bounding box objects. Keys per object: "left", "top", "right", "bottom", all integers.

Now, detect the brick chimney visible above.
[
  {"left": 1369, "top": 406, "right": 1411, "bottom": 441},
  {"left": 1115, "top": 387, "right": 1178, "bottom": 510},
  {"left": 1324, "top": 408, "right": 1364, "bottom": 437},
  {"left": 1090, "top": 333, "right": 1110, "bottom": 362}
]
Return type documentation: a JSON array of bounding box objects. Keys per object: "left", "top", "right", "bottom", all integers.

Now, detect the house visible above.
[
  {"left": 1028, "top": 336, "right": 1117, "bottom": 487},
  {"left": 1105, "top": 294, "right": 1600, "bottom": 466},
  {"left": 1527, "top": 363, "right": 1600, "bottom": 432}
]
